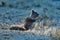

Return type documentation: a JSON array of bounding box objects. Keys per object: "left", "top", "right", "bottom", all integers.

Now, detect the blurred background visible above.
[
  {"left": 0, "top": 0, "right": 60, "bottom": 26},
  {"left": 0, "top": 0, "right": 60, "bottom": 40}
]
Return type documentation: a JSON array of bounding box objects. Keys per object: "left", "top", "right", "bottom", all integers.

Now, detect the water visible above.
[{"left": 0, "top": 0, "right": 60, "bottom": 40}]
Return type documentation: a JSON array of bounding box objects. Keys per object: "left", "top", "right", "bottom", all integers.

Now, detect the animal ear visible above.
[
  {"left": 32, "top": 10, "right": 36, "bottom": 15},
  {"left": 32, "top": 10, "right": 35, "bottom": 13},
  {"left": 32, "top": 10, "right": 39, "bottom": 16}
]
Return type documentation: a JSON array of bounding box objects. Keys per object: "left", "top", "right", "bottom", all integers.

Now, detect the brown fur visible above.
[{"left": 10, "top": 10, "right": 39, "bottom": 31}]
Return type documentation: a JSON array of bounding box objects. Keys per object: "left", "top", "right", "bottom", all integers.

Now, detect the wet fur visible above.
[
  {"left": 10, "top": 17, "right": 36, "bottom": 31},
  {"left": 10, "top": 10, "right": 39, "bottom": 31}
]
